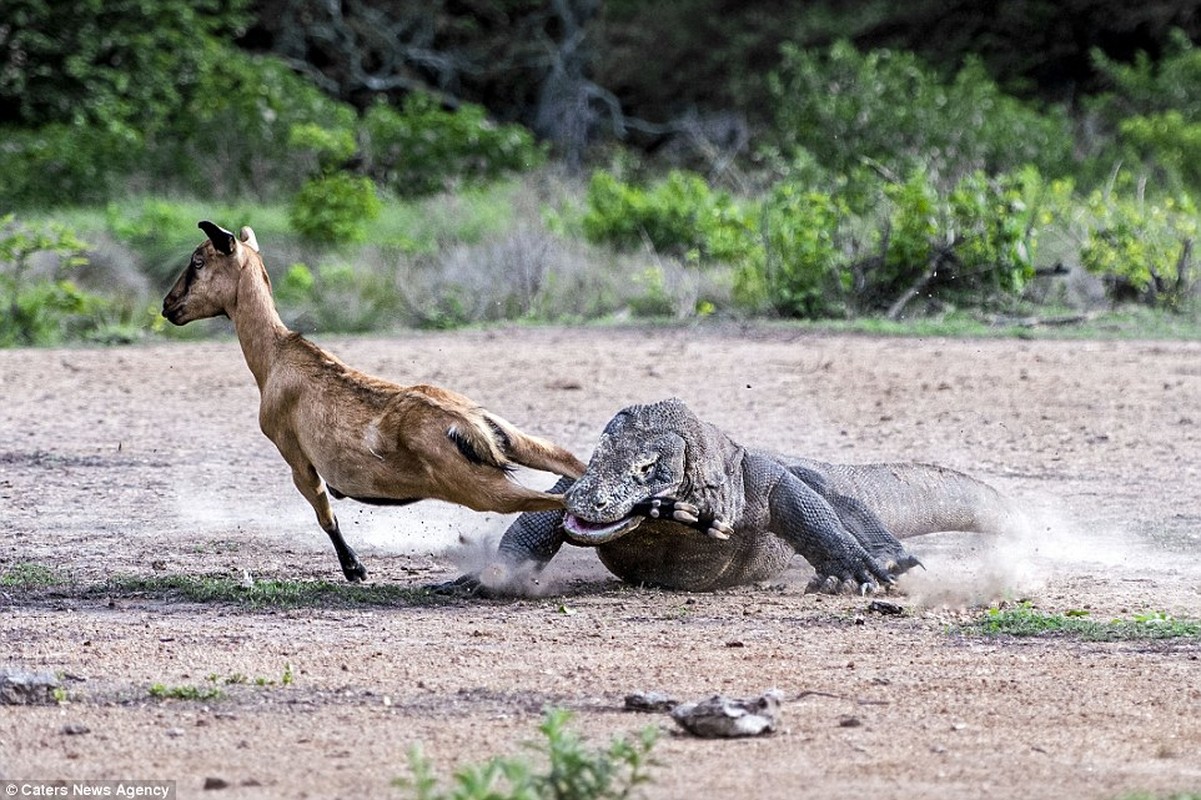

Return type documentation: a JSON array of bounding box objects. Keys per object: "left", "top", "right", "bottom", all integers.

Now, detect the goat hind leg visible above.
[
  {"left": 290, "top": 464, "right": 368, "bottom": 582},
  {"left": 488, "top": 416, "right": 586, "bottom": 479}
]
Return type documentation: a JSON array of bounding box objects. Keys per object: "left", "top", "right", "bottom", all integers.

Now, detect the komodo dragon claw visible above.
[{"left": 631, "top": 498, "right": 732, "bottom": 540}]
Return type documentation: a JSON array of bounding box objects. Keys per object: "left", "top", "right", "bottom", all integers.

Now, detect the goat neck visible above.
[{"left": 230, "top": 253, "right": 289, "bottom": 393}]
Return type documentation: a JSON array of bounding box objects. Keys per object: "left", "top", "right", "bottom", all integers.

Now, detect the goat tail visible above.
[{"left": 446, "top": 412, "right": 514, "bottom": 472}]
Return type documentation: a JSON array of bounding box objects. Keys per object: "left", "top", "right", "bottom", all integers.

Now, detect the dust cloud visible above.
[{"left": 902, "top": 491, "right": 1201, "bottom": 613}]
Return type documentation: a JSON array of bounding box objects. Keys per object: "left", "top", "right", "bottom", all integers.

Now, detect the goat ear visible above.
[
  {"left": 198, "top": 220, "right": 236, "bottom": 255},
  {"left": 239, "top": 226, "right": 260, "bottom": 253}
]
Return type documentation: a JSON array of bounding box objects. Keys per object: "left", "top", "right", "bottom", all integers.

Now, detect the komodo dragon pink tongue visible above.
[{"left": 562, "top": 513, "right": 644, "bottom": 544}]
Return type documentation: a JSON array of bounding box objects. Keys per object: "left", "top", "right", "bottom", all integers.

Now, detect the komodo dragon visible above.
[{"left": 463, "top": 397, "right": 1016, "bottom": 594}]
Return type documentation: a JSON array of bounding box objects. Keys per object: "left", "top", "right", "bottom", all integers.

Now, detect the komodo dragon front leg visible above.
[
  {"left": 786, "top": 463, "right": 924, "bottom": 579},
  {"left": 749, "top": 455, "right": 919, "bottom": 593}
]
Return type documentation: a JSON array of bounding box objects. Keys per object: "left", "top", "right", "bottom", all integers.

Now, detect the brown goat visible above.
[{"left": 162, "top": 221, "right": 586, "bottom": 582}]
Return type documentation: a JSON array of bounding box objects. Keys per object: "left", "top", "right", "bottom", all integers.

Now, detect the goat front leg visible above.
[{"left": 290, "top": 463, "right": 368, "bottom": 583}]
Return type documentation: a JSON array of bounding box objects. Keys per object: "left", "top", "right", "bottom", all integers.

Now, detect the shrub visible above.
[
  {"left": 753, "top": 184, "right": 849, "bottom": 317},
  {"left": 582, "top": 170, "right": 757, "bottom": 265},
  {"left": 289, "top": 174, "right": 382, "bottom": 245},
  {"left": 152, "top": 52, "right": 359, "bottom": 199},
  {"left": 1088, "top": 30, "right": 1201, "bottom": 192},
  {"left": 396, "top": 708, "right": 658, "bottom": 800},
  {"left": 104, "top": 199, "right": 200, "bottom": 282},
  {"left": 0, "top": 123, "right": 137, "bottom": 209},
  {"left": 1080, "top": 183, "right": 1197, "bottom": 309},
  {"left": 766, "top": 41, "right": 1073, "bottom": 190},
  {"left": 0, "top": 215, "right": 126, "bottom": 346},
  {"left": 741, "top": 167, "right": 1045, "bottom": 318},
  {"left": 362, "top": 94, "right": 545, "bottom": 199}
]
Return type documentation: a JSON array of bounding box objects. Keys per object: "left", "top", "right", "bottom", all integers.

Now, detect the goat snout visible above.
[{"left": 161, "top": 297, "right": 186, "bottom": 325}]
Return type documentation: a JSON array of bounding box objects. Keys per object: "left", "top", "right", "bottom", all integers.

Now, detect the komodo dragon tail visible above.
[{"left": 790, "top": 459, "right": 1020, "bottom": 539}]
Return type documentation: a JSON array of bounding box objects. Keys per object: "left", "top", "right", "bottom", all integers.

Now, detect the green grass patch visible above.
[
  {"left": 148, "top": 682, "right": 225, "bottom": 701},
  {"left": 969, "top": 603, "right": 1201, "bottom": 641},
  {"left": 0, "top": 562, "right": 65, "bottom": 589},
  {"left": 96, "top": 574, "right": 441, "bottom": 609},
  {"left": 397, "top": 708, "right": 658, "bottom": 800}
]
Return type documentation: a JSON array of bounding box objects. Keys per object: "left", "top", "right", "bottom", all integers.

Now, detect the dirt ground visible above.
[{"left": 2, "top": 325, "right": 1200, "bottom": 799}]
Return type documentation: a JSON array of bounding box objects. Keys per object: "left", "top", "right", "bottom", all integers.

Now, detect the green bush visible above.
[
  {"left": 152, "top": 52, "right": 359, "bottom": 199},
  {"left": 362, "top": 94, "right": 545, "bottom": 199},
  {"left": 946, "top": 169, "right": 1040, "bottom": 294},
  {"left": 740, "top": 167, "right": 1045, "bottom": 318},
  {"left": 289, "top": 174, "right": 382, "bottom": 245},
  {"left": 0, "top": 215, "right": 132, "bottom": 346},
  {"left": 397, "top": 708, "right": 658, "bottom": 800},
  {"left": 0, "top": 123, "right": 137, "bottom": 209},
  {"left": 752, "top": 184, "right": 849, "bottom": 317},
  {"left": 873, "top": 168, "right": 1040, "bottom": 311},
  {"left": 1080, "top": 183, "right": 1197, "bottom": 309},
  {"left": 766, "top": 41, "right": 1073, "bottom": 189},
  {"left": 582, "top": 170, "right": 757, "bottom": 265},
  {"left": 1088, "top": 30, "right": 1201, "bottom": 192}
]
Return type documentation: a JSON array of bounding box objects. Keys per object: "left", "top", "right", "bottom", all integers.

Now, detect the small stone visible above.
[
  {"left": 670, "top": 690, "right": 783, "bottom": 738},
  {"left": 203, "top": 777, "right": 230, "bottom": 790},
  {"left": 61, "top": 724, "right": 90, "bottom": 736},
  {"left": 623, "top": 691, "right": 679, "bottom": 712},
  {"left": 0, "top": 667, "right": 61, "bottom": 705},
  {"left": 838, "top": 715, "right": 862, "bottom": 728}
]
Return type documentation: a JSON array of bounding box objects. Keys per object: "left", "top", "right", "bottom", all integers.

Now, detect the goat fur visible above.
[{"left": 162, "top": 221, "right": 586, "bottom": 582}]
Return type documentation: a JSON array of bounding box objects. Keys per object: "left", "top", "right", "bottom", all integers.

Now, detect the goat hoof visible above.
[{"left": 343, "top": 564, "right": 368, "bottom": 583}]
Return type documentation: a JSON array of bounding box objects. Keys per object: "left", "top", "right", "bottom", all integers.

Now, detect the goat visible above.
[{"left": 162, "top": 221, "right": 586, "bottom": 582}]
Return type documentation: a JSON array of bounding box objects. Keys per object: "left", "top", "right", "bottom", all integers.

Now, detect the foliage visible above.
[
  {"left": 1118, "top": 111, "right": 1201, "bottom": 190},
  {"left": 397, "top": 708, "right": 658, "bottom": 800},
  {"left": 362, "top": 94, "right": 546, "bottom": 199},
  {"left": 0, "top": 123, "right": 135, "bottom": 208},
  {"left": 289, "top": 173, "right": 382, "bottom": 246},
  {"left": 1091, "top": 30, "right": 1201, "bottom": 121},
  {"left": 885, "top": 168, "right": 1038, "bottom": 303},
  {"left": 1079, "top": 182, "right": 1198, "bottom": 309},
  {"left": 766, "top": 41, "right": 1073, "bottom": 190},
  {"left": 154, "top": 51, "right": 359, "bottom": 199},
  {"left": 582, "top": 170, "right": 757, "bottom": 265},
  {"left": 1089, "top": 31, "right": 1201, "bottom": 193},
  {"left": 0, "top": 215, "right": 122, "bottom": 346},
  {"left": 971, "top": 602, "right": 1201, "bottom": 641},
  {"left": 0, "top": 0, "right": 251, "bottom": 206},
  {"left": 751, "top": 184, "right": 849, "bottom": 317},
  {"left": 735, "top": 166, "right": 1047, "bottom": 318},
  {"left": 0, "top": 0, "right": 248, "bottom": 131},
  {"left": 274, "top": 260, "right": 400, "bottom": 333}
]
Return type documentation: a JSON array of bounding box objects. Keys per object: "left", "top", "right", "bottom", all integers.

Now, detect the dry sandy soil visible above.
[{"left": 1, "top": 325, "right": 1200, "bottom": 799}]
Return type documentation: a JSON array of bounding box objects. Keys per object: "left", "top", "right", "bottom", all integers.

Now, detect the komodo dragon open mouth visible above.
[{"left": 562, "top": 513, "right": 644, "bottom": 544}]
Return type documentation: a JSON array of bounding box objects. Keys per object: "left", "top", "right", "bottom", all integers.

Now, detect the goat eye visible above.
[{"left": 636, "top": 458, "right": 656, "bottom": 477}]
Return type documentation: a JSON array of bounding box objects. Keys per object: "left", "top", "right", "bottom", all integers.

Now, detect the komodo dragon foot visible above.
[
  {"left": 805, "top": 551, "right": 923, "bottom": 595},
  {"left": 631, "top": 498, "right": 734, "bottom": 540}
]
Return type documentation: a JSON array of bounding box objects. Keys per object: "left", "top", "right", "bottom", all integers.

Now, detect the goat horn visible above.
[{"left": 240, "top": 226, "right": 260, "bottom": 253}]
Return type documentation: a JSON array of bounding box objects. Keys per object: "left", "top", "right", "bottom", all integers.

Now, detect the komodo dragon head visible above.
[{"left": 561, "top": 398, "right": 742, "bottom": 544}]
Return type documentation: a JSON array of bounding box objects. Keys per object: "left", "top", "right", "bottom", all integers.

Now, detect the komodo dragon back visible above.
[{"left": 787, "top": 458, "right": 1019, "bottom": 538}]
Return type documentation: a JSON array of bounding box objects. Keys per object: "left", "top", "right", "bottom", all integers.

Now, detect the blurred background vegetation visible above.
[{"left": 4, "top": 0, "right": 1201, "bottom": 345}]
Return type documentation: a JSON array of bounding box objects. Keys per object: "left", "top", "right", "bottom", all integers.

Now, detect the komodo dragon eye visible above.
[{"left": 634, "top": 456, "right": 657, "bottom": 480}]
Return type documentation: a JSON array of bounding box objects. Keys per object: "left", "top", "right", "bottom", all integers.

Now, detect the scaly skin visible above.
[{"left": 479, "top": 398, "right": 1015, "bottom": 594}]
